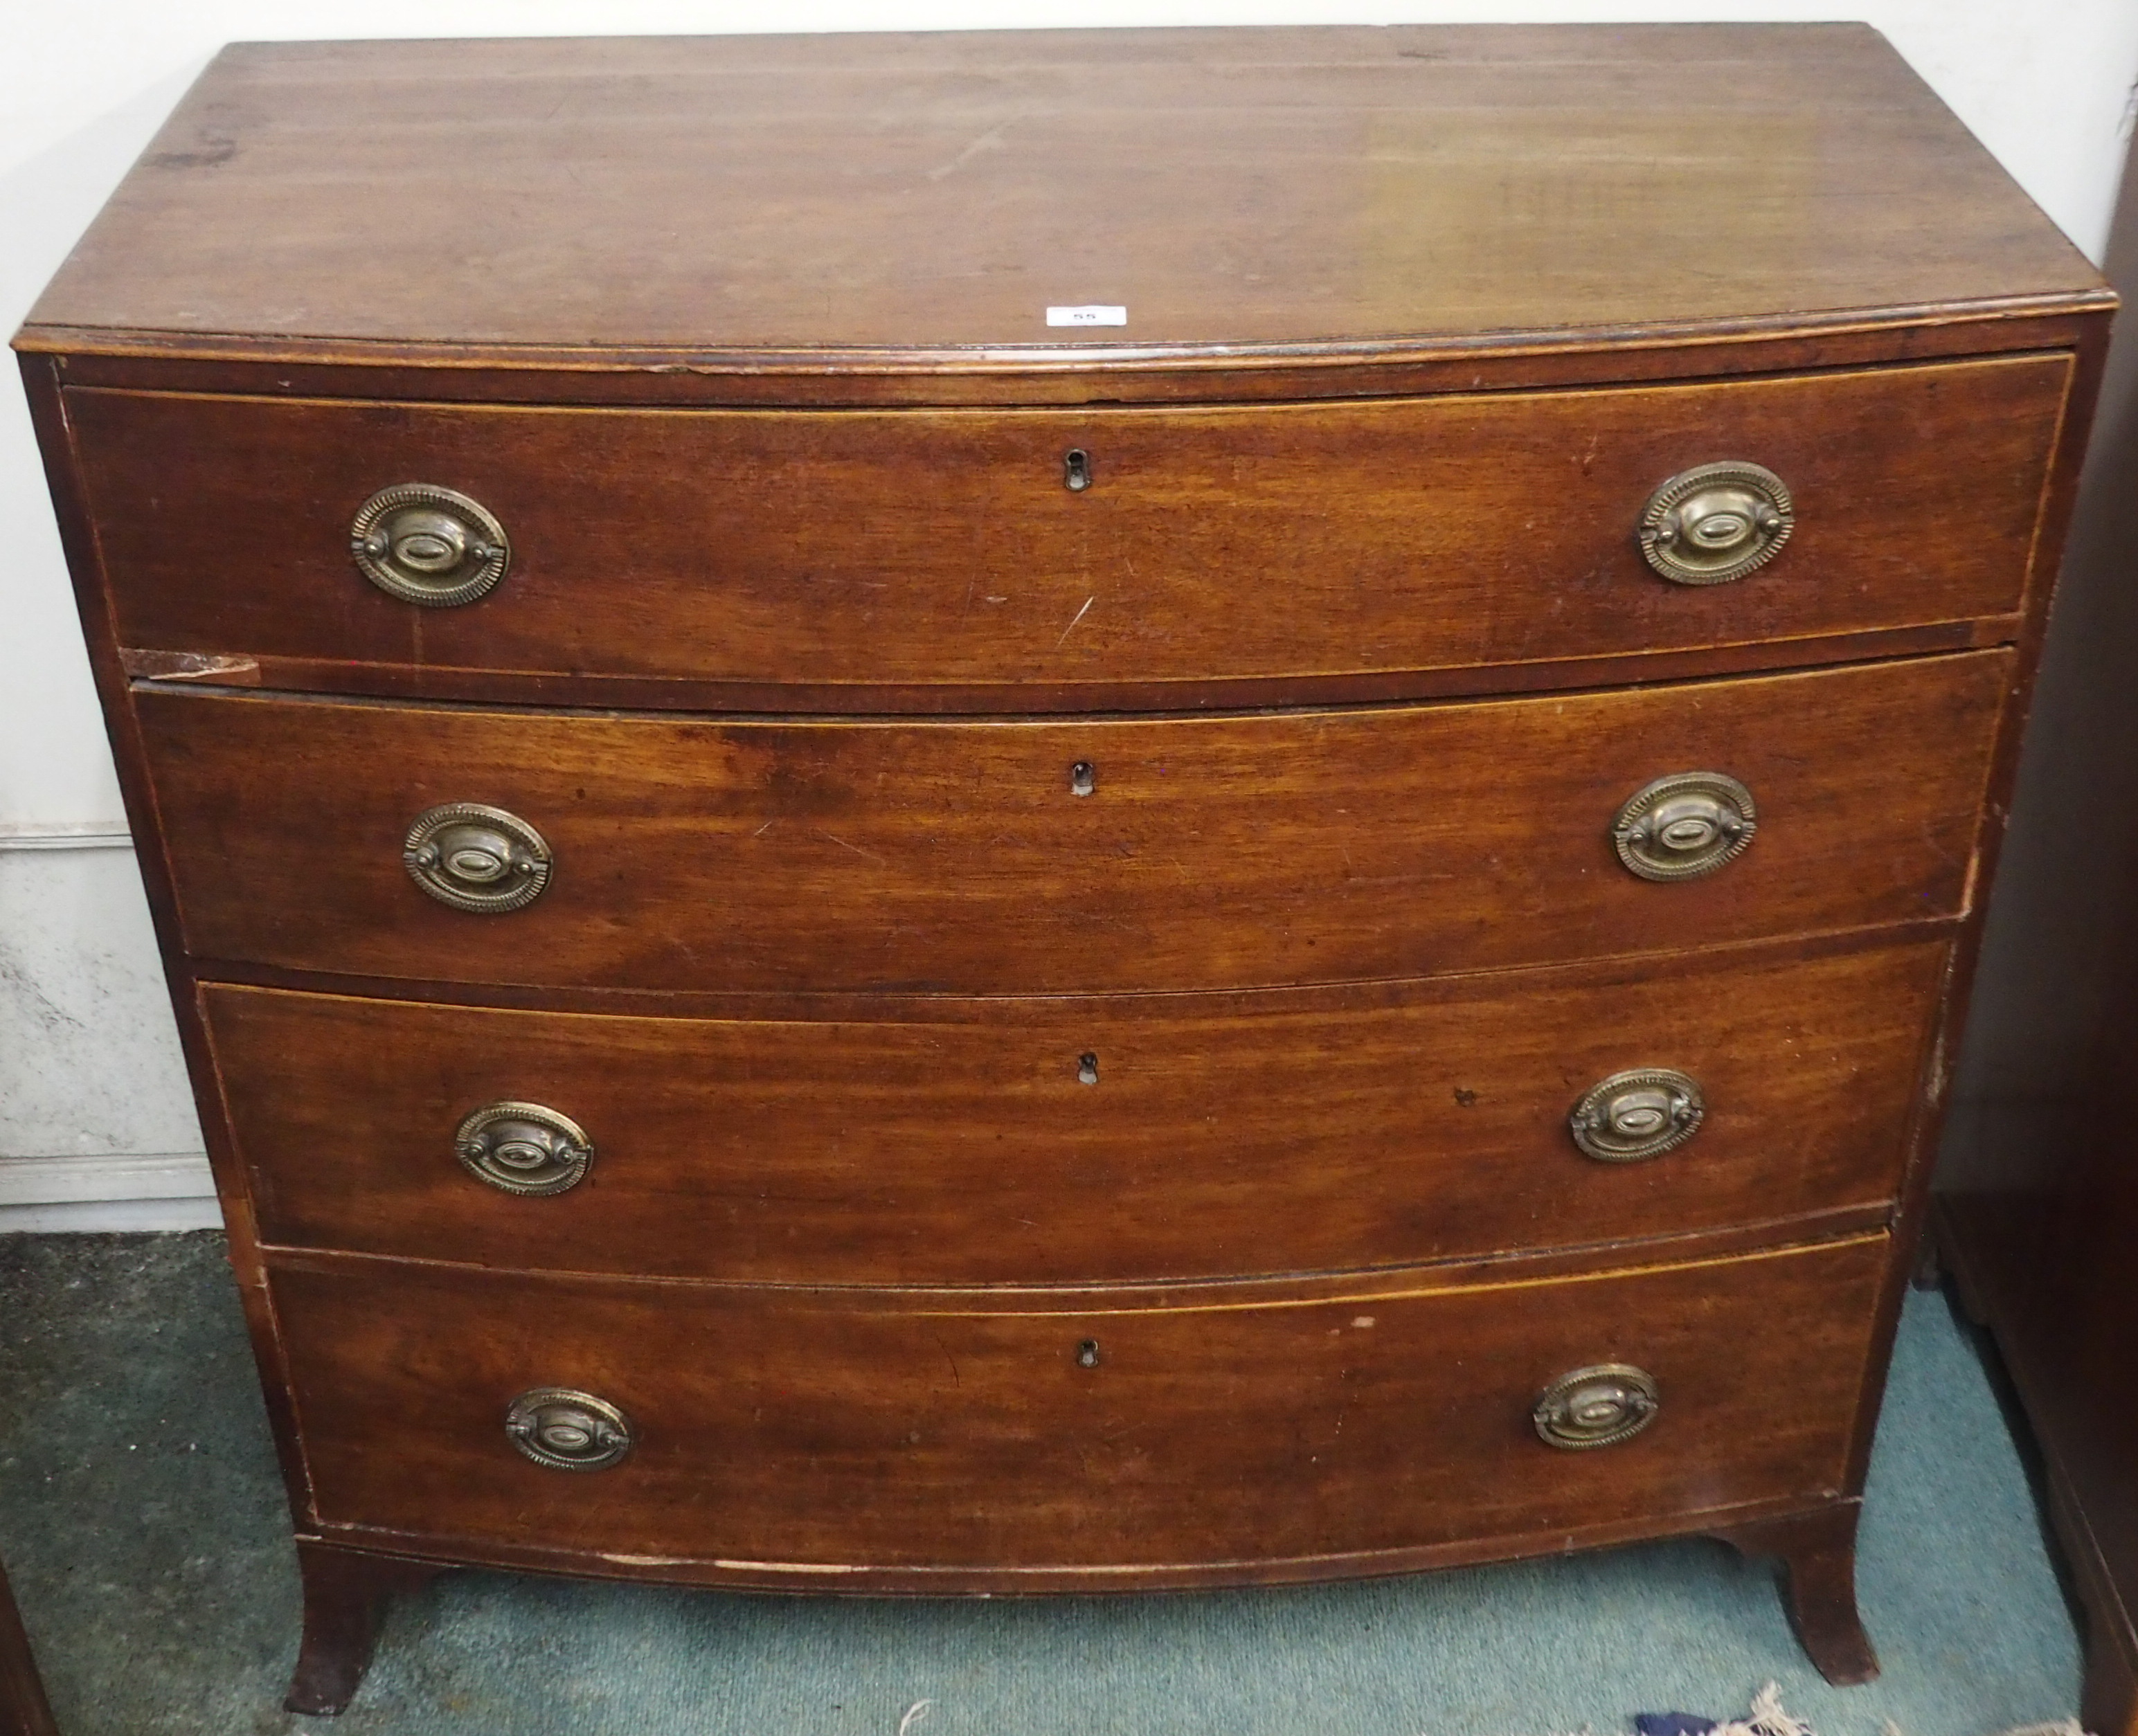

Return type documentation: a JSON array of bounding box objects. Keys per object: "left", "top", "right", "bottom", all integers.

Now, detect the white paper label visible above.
[{"left": 1045, "top": 305, "right": 1127, "bottom": 327}]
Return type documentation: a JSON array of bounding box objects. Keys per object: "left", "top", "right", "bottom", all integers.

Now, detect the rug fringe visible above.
[
  {"left": 1637, "top": 1682, "right": 2087, "bottom": 1736},
  {"left": 1712, "top": 1681, "right": 1817, "bottom": 1736}
]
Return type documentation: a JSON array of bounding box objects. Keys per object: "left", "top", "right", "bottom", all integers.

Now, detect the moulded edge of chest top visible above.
[{"left": 16, "top": 301, "right": 2114, "bottom": 410}]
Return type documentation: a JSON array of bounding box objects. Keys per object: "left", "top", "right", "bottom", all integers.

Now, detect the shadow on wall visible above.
[{"left": 1942, "top": 116, "right": 2138, "bottom": 1191}]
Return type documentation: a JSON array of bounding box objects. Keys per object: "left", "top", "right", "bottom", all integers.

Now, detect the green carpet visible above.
[{"left": 0, "top": 1233, "right": 2082, "bottom": 1735}]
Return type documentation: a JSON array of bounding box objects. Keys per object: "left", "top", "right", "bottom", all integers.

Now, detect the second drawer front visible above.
[
  {"left": 273, "top": 1236, "right": 1885, "bottom": 1577},
  {"left": 209, "top": 942, "right": 1943, "bottom": 1283},
  {"left": 141, "top": 652, "right": 2005, "bottom": 995}
]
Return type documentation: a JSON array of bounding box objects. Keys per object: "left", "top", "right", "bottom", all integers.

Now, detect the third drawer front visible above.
[
  {"left": 208, "top": 941, "right": 1944, "bottom": 1284},
  {"left": 141, "top": 651, "right": 2006, "bottom": 995},
  {"left": 272, "top": 1235, "right": 1886, "bottom": 1579}
]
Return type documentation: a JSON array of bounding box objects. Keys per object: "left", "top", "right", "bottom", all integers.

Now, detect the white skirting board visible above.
[
  {"left": 1, "top": 830, "right": 221, "bottom": 1233},
  {"left": 0, "top": 1153, "right": 223, "bottom": 1232}
]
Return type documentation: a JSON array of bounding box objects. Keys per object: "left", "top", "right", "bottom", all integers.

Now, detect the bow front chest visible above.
[{"left": 15, "top": 24, "right": 2112, "bottom": 1713}]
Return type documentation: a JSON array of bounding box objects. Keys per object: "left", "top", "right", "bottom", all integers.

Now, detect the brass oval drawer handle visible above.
[
  {"left": 1637, "top": 461, "right": 1793, "bottom": 586},
  {"left": 1611, "top": 772, "right": 1757, "bottom": 882},
  {"left": 350, "top": 483, "right": 510, "bottom": 607},
  {"left": 505, "top": 1388, "right": 634, "bottom": 1472},
  {"left": 455, "top": 1101, "right": 592, "bottom": 1195},
  {"left": 1532, "top": 1364, "right": 1660, "bottom": 1451},
  {"left": 1568, "top": 1068, "right": 1705, "bottom": 1163},
  {"left": 403, "top": 802, "right": 553, "bottom": 913}
]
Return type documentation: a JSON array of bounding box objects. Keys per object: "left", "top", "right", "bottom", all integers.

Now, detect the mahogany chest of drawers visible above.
[{"left": 15, "top": 25, "right": 2112, "bottom": 1714}]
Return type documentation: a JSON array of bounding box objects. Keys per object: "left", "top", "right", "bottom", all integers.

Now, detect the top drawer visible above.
[{"left": 69, "top": 356, "right": 2066, "bottom": 705}]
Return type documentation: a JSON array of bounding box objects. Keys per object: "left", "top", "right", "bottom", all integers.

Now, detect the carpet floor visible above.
[{"left": 0, "top": 1233, "right": 2082, "bottom": 1736}]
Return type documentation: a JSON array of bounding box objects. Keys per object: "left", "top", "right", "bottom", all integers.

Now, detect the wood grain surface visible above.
[
  {"left": 271, "top": 1234, "right": 1886, "bottom": 1577},
  {"left": 18, "top": 29, "right": 2103, "bottom": 368},
  {"left": 138, "top": 652, "right": 2009, "bottom": 995},
  {"left": 70, "top": 356, "right": 2067, "bottom": 700},
  {"left": 207, "top": 941, "right": 1944, "bottom": 1285}
]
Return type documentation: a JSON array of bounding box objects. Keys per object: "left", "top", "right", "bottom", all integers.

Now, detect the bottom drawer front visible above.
[{"left": 277, "top": 1238, "right": 1883, "bottom": 1574}]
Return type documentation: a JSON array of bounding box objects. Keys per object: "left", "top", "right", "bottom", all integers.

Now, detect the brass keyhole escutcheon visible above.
[
  {"left": 1637, "top": 462, "right": 1793, "bottom": 586},
  {"left": 1610, "top": 772, "right": 1757, "bottom": 882},
  {"left": 1063, "top": 449, "right": 1093, "bottom": 491},
  {"left": 1531, "top": 1364, "right": 1660, "bottom": 1450},
  {"left": 504, "top": 1388, "right": 635, "bottom": 1471},
  {"left": 1077, "top": 1052, "right": 1099, "bottom": 1085},
  {"left": 350, "top": 483, "right": 510, "bottom": 606},
  {"left": 1076, "top": 1339, "right": 1102, "bottom": 1368},
  {"left": 404, "top": 802, "right": 553, "bottom": 913},
  {"left": 1568, "top": 1069, "right": 1704, "bottom": 1163},
  {"left": 1069, "top": 761, "right": 1097, "bottom": 797},
  {"left": 455, "top": 1101, "right": 593, "bottom": 1195}
]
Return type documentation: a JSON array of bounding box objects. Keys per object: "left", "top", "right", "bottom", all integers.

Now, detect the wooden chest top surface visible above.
[{"left": 17, "top": 24, "right": 2108, "bottom": 369}]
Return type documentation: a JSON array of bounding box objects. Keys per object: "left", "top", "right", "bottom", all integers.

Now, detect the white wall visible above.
[{"left": 3, "top": 1, "right": 2135, "bottom": 1227}]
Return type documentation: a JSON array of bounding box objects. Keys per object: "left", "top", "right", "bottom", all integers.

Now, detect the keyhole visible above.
[
  {"left": 1077, "top": 1052, "right": 1099, "bottom": 1086},
  {"left": 1076, "top": 1339, "right": 1102, "bottom": 1368},
  {"left": 1069, "top": 761, "right": 1096, "bottom": 797},
  {"left": 1063, "top": 449, "right": 1093, "bottom": 491}
]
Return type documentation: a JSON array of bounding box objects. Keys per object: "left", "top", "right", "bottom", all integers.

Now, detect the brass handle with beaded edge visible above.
[
  {"left": 504, "top": 1389, "right": 635, "bottom": 1471},
  {"left": 1532, "top": 1364, "right": 1661, "bottom": 1450},
  {"left": 455, "top": 1102, "right": 592, "bottom": 1196},
  {"left": 1637, "top": 461, "right": 1793, "bottom": 586},
  {"left": 350, "top": 483, "right": 510, "bottom": 606},
  {"left": 403, "top": 802, "right": 553, "bottom": 913},
  {"left": 1568, "top": 1069, "right": 1705, "bottom": 1163},
  {"left": 1611, "top": 772, "right": 1757, "bottom": 883}
]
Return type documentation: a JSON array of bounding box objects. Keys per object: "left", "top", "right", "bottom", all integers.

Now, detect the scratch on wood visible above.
[
  {"left": 933, "top": 1331, "right": 963, "bottom": 1388},
  {"left": 1055, "top": 595, "right": 1096, "bottom": 649},
  {"left": 926, "top": 120, "right": 1011, "bottom": 181},
  {"left": 708, "top": 1557, "right": 867, "bottom": 1574},
  {"left": 120, "top": 649, "right": 260, "bottom": 683},
  {"left": 818, "top": 830, "right": 887, "bottom": 865}
]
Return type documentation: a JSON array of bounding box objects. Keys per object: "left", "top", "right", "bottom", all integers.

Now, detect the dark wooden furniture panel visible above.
[
  {"left": 273, "top": 1234, "right": 1887, "bottom": 1578},
  {"left": 1930, "top": 110, "right": 2138, "bottom": 1736},
  {"left": 140, "top": 653, "right": 2007, "bottom": 995},
  {"left": 1941, "top": 1143, "right": 2138, "bottom": 1736},
  {"left": 209, "top": 941, "right": 1944, "bottom": 1285},
  {"left": 69, "top": 358, "right": 2063, "bottom": 700}
]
